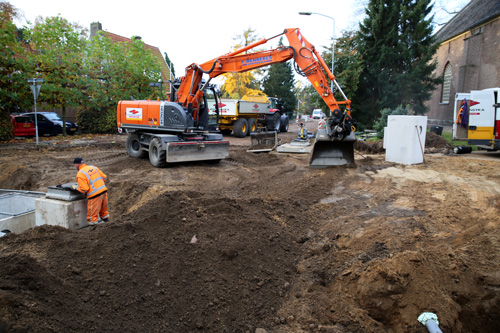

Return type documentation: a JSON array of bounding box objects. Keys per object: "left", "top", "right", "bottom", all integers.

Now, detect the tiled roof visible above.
[{"left": 435, "top": 0, "right": 500, "bottom": 43}]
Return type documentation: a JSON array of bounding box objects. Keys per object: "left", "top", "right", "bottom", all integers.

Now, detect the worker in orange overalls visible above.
[{"left": 72, "top": 157, "right": 109, "bottom": 225}]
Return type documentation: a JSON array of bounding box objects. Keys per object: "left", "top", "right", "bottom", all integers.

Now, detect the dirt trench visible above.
[{"left": 1, "top": 123, "right": 500, "bottom": 332}]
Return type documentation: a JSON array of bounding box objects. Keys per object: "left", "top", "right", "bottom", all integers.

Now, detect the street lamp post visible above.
[
  {"left": 27, "top": 78, "right": 44, "bottom": 145},
  {"left": 299, "top": 12, "right": 335, "bottom": 94}
]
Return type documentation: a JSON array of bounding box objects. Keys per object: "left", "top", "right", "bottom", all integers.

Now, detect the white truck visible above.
[
  {"left": 209, "top": 96, "right": 289, "bottom": 138},
  {"left": 453, "top": 87, "right": 500, "bottom": 150}
]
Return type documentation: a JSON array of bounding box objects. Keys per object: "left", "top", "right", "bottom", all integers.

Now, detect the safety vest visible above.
[{"left": 77, "top": 164, "right": 107, "bottom": 198}]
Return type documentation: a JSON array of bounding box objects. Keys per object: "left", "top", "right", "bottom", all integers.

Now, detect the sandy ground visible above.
[{"left": 0, "top": 122, "right": 500, "bottom": 332}]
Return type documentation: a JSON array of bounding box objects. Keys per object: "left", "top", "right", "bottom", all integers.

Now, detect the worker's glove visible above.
[{"left": 71, "top": 183, "right": 79, "bottom": 191}]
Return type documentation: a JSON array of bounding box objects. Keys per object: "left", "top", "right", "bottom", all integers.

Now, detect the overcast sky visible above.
[{"left": 9, "top": 0, "right": 467, "bottom": 84}]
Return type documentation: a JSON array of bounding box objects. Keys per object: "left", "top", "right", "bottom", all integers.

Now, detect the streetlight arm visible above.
[{"left": 300, "top": 12, "right": 333, "bottom": 21}]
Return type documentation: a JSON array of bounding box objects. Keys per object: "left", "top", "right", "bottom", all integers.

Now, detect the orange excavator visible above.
[{"left": 117, "top": 28, "right": 355, "bottom": 167}]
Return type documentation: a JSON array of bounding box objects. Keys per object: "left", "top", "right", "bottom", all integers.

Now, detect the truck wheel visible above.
[
  {"left": 126, "top": 133, "right": 147, "bottom": 158},
  {"left": 233, "top": 118, "right": 248, "bottom": 138},
  {"left": 247, "top": 118, "right": 257, "bottom": 135},
  {"left": 280, "top": 115, "right": 289, "bottom": 132},
  {"left": 149, "top": 137, "right": 167, "bottom": 167}
]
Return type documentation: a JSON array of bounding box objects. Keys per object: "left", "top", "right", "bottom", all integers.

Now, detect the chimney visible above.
[
  {"left": 132, "top": 36, "right": 142, "bottom": 40},
  {"left": 90, "top": 22, "right": 102, "bottom": 38}
]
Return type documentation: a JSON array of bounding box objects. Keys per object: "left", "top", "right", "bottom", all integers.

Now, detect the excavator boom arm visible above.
[
  {"left": 176, "top": 28, "right": 351, "bottom": 119},
  {"left": 201, "top": 47, "right": 294, "bottom": 79}
]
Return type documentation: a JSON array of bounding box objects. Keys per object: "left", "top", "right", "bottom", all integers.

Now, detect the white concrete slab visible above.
[
  {"left": 35, "top": 197, "right": 88, "bottom": 230},
  {"left": 277, "top": 144, "right": 312, "bottom": 154}
]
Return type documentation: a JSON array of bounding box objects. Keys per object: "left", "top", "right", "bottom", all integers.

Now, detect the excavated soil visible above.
[{"left": 1, "top": 122, "right": 500, "bottom": 333}]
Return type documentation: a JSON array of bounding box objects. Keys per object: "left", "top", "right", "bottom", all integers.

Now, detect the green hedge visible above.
[
  {"left": 0, "top": 113, "right": 13, "bottom": 141},
  {"left": 77, "top": 107, "right": 117, "bottom": 134}
]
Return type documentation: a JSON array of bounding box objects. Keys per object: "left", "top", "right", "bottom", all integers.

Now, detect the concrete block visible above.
[
  {"left": 35, "top": 197, "right": 88, "bottom": 230},
  {"left": 0, "top": 211, "right": 36, "bottom": 234},
  {"left": 0, "top": 192, "right": 45, "bottom": 235}
]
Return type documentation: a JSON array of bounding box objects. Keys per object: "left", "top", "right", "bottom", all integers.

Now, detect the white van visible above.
[{"left": 312, "top": 109, "right": 323, "bottom": 119}]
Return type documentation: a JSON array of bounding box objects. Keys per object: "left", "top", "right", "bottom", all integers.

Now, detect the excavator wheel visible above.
[
  {"left": 126, "top": 133, "right": 147, "bottom": 158},
  {"left": 149, "top": 137, "right": 167, "bottom": 167}
]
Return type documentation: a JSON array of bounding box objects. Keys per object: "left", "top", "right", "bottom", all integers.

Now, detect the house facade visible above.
[{"left": 426, "top": 0, "right": 500, "bottom": 125}]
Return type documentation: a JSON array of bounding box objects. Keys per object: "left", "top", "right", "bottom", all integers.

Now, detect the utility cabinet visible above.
[{"left": 385, "top": 115, "right": 427, "bottom": 165}]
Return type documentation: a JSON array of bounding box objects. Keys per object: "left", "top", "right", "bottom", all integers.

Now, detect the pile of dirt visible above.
[
  {"left": 425, "top": 131, "right": 450, "bottom": 149},
  {"left": 354, "top": 140, "right": 384, "bottom": 154},
  {"left": 354, "top": 131, "right": 452, "bottom": 155},
  {"left": 1, "top": 131, "right": 500, "bottom": 332}
]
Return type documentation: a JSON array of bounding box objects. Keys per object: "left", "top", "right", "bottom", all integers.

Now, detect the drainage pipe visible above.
[{"left": 418, "top": 312, "right": 443, "bottom": 333}]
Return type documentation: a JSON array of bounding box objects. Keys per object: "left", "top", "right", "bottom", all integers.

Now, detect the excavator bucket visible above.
[
  {"left": 309, "top": 131, "right": 356, "bottom": 167},
  {"left": 247, "top": 131, "right": 281, "bottom": 153}
]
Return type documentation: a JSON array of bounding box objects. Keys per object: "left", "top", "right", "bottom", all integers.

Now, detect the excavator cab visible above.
[{"left": 200, "top": 85, "right": 221, "bottom": 132}]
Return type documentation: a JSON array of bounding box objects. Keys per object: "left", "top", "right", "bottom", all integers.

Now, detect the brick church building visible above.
[{"left": 426, "top": 0, "right": 500, "bottom": 125}]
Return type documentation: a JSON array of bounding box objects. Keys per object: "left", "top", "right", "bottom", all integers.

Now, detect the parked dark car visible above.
[
  {"left": 10, "top": 115, "right": 36, "bottom": 137},
  {"left": 21, "top": 112, "right": 78, "bottom": 136}
]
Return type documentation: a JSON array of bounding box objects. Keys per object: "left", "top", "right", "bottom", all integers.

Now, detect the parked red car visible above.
[{"left": 11, "top": 115, "right": 36, "bottom": 137}]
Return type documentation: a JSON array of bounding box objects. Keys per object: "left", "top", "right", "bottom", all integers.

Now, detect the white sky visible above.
[{"left": 9, "top": 0, "right": 467, "bottom": 85}]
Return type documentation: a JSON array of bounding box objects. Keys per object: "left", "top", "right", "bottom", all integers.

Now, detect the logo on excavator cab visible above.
[{"left": 126, "top": 108, "right": 142, "bottom": 121}]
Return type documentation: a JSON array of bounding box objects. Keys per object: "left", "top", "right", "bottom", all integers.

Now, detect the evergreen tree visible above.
[
  {"left": 398, "top": 0, "right": 441, "bottom": 114},
  {"left": 262, "top": 37, "right": 296, "bottom": 114},
  {"left": 262, "top": 61, "right": 296, "bottom": 114},
  {"left": 356, "top": 0, "right": 439, "bottom": 127},
  {"left": 164, "top": 52, "right": 175, "bottom": 78},
  {"left": 330, "top": 30, "right": 363, "bottom": 106},
  {"left": 356, "top": 0, "right": 401, "bottom": 127},
  {"left": 311, "top": 30, "right": 363, "bottom": 117}
]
